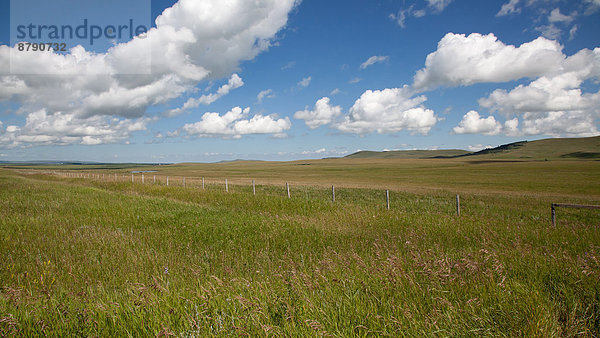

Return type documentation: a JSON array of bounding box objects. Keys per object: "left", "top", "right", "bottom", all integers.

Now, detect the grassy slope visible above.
[
  {"left": 99, "top": 159, "right": 600, "bottom": 199},
  {"left": 345, "top": 149, "right": 471, "bottom": 159},
  {"left": 344, "top": 136, "right": 600, "bottom": 160},
  {"left": 466, "top": 135, "right": 600, "bottom": 160},
  {"left": 1, "top": 168, "right": 600, "bottom": 336}
]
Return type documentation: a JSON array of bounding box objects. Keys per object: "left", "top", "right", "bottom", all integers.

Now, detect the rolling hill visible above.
[
  {"left": 462, "top": 136, "right": 600, "bottom": 160},
  {"left": 345, "top": 149, "right": 471, "bottom": 159},
  {"left": 344, "top": 136, "right": 600, "bottom": 160}
]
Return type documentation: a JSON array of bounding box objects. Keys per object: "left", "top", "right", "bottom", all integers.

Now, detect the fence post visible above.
[
  {"left": 286, "top": 183, "right": 290, "bottom": 198},
  {"left": 456, "top": 194, "right": 461, "bottom": 217},
  {"left": 551, "top": 203, "right": 556, "bottom": 227},
  {"left": 202, "top": 177, "right": 205, "bottom": 190},
  {"left": 332, "top": 185, "right": 335, "bottom": 203},
  {"left": 183, "top": 177, "right": 185, "bottom": 187},
  {"left": 154, "top": 175, "right": 156, "bottom": 184},
  {"left": 386, "top": 190, "right": 390, "bottom": 210},
  {"left": 131, "top": 174, "right": 134, "bottom": 183},
  {"left": 252, "top": 179, "right": 256, "bottom": 196},
  {"left": 226, "top": 179, "right": 229, "bottom": 192},
  {"left": 142, "top": 174, "right": 144, "bottom": 184},
  {"left": 167, "top": 176, "right": 169, "bottom": 186}
]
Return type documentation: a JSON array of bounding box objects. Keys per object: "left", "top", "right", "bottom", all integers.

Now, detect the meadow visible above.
[{"left": 1, "top": 158, "right": 599, "bottom": 336}]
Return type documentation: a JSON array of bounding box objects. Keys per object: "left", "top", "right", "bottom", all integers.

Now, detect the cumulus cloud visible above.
[
  {"left": 497, "top": 0, "right": 521, "bottom": 16},
  {"left": 0, "top": 109, "right": 152, "bottom": 148},
  {"left": 360, "top": 56, "right": 389, "bottom": 69},
  {"left": 0, "top": 0, "right": 298, "bottom": 147},
  {"left": 452, "top": 111, "right": 502, "bottom": 135},
  {"left": 519, "top": 111, "right": 599, "bottom": 137},
  {"left": 480, "top": 47, "right": 600, "bottom": 110},
  {"left": 176, "top": 107, "right": 291, "bottom": 139},
  {"left": 335, "top": 87, "right": 438, "bottom": 135},
  {"left": 294, "top": 97, "right": 342, "bottom": 129},
  {"left": 165, "top": 74, "right": 244, "bottom": 117},
  {"left": 412, "top": 33, "right": 565, "bottom": 91},
  {"left": 472, "top": 46, "right": 600, "bottom": 137}
]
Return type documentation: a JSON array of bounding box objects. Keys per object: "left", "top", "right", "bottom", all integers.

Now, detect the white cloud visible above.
[
  {"left": 281, "top": 61, "right": 296, "bottom": 70},
  {"left": 585, "top": 0, "right": 600, "bottom": 14},
  {"left": 426, "top": 0, "right": 453, "bottom": 12},
  {"left": 519, "top": 111, "right": 599, "bottom": 137},
  {"left": 298, "top": 76, "right": 312, "bottom": 88},
  {"left": 177, "top": 107, "right": 291, "bottom": 139},
  {"left": 330, "top": 88, "right": 342, "bottom": 96},
  {"left": 0, "top": 109, "right": 152, "bottom": 148},
  {"left": 390, "top": 5, "right": 426, "bottom": 28},
  {"left": 569, "top": 25, "right": 579, "bottom": 40},
  {"left": 165, "top": 74, "right": 244, "bottom": 117},
  {"left": 294, "top": 97, "right": 343, "bottom": 129},
  {"left": 468, "top": 144, "right": 493, "bottom": 152},
  {"left": 480, "top": 48, "right": 600, "bottom": 113},
  {"left": 412, "top": 33, "right": 565, "bottom": 91},
  {"left": 480, "top": 75, "right": 600, "bottom": 115},
  {"left": 497, "top": 0, "right": 521, "bottom": 16},
  {"left": 389, "top": 10, "right": 409, "bottom": 28},
  {"left": 535, "top": 24, "right": 562, "bottom": 40},
  {"left": 504, "top": 118, "right": 520, "bottom": 136},
  {"left": 257, "top": 89, "right": 275, "bottom": 103},
  {"left": 349, "top": 77, "right": 362, "bottom": 84},
  {"left": 335, "top": 87, "right": 438, "bottom": 135},
  {"left": 477, "top": 47, "right": 600, "bottom": 138},
  {"left": 548, "top": 8, "right": 576, "bottom": 24},
  {"left": 0, "top": 0, "right": 298, "bottom": 147},
  {"left": 301, "top": 148, "right": 326, "bottom": 155},
  {"left": 452, "top": 111, "right": 502, "bottom": 135},
  {"left": 360, "top": 56, "right": 389, "bottom": 69}
]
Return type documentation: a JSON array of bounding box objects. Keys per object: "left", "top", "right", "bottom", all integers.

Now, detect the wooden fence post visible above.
[
  {"left": 332, "top": 185, "right": 335, "bottom": 203},
  {"left": 142, "top": 174, "right": 144, "bottom": 184},
  {"left": 386, "top": 190, "right": 390, "bottom": 210},
  {"left": 131, "top": 174, "right": 134, "bottom": 183},
  {"left": 456, "top": 194, "right": 461, "bottom": 217},
  {"left": 226, "top": 179, "right": 229, "bottom": 192},
  {"left": 551, "top": 203, "right": 556, "bottom": 227},
  {"left": 154, "top": 175, "right": 156, "bottom": 184},
  {"left": 252, "top": 179, "right": 256, "bottom": 196},
  {"left": 183, "top": 177, "right": 185, "bottom": 187},
  {"left": 167, "top": 176, "right": 169, "bottom": 186},
  {"left": 202, "top": 177, "right": 205, "bottom": 190},
  {"left": 286, "top": 183, "right": 290, "bottom": 198}
]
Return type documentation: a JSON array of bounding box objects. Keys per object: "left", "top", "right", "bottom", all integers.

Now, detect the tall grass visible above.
[{"left": 1, "top": 169, "right": 599, "bottom": 336}]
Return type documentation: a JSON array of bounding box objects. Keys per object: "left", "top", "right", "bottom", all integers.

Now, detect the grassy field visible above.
[{"left": 1, "top": 158, "right": 600, "bottom": 336}]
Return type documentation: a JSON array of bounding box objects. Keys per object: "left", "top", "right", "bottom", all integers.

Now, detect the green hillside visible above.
[
  {"left": 465, "top": 136, "right": 600, "bottom": 160},
  {"left": 346, "top": 136, "right": 600, "bottom": 160},
  {"left": 345, "top": 149, "right": 471, "bottom": 159}
]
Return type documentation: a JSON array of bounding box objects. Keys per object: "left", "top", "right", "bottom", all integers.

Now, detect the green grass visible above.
[{"left": 1, "top": 163, "right": 600, "bottom": 336}]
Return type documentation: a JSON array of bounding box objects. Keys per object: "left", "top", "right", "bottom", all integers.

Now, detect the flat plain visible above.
[{"left": 1, "top": 155, "right": 599, "bottom": 336}]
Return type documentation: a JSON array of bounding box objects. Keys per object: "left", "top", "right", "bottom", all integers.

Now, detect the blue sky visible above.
[{"left": 0, "top": 0, "right": 599, "bottom": 162}]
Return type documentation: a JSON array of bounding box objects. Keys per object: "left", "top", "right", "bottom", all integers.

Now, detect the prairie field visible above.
[{"left": 1, "top": 158, "right": 600, "bottom": 336}]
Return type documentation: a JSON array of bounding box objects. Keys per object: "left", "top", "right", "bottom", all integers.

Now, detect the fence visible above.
[
  {"left": 49, "top": 170, "right": 465, "bottom": 216},
  {"left": 551, "top": 203, "right": 600, "bottom": 226},
  {"left": 45, "top": 172, "right": 600, "bottom": 224}
]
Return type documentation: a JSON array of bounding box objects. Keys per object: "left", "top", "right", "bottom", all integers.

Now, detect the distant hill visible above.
[
  {"left": 345, "top": 149, "right": 471, "bottom": 159},
  {"left": 462, "top": 136, "right": 600, "bottom": 160},
  {"left": 344, "top": 136, "right": 600, "bottom": 160}
]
